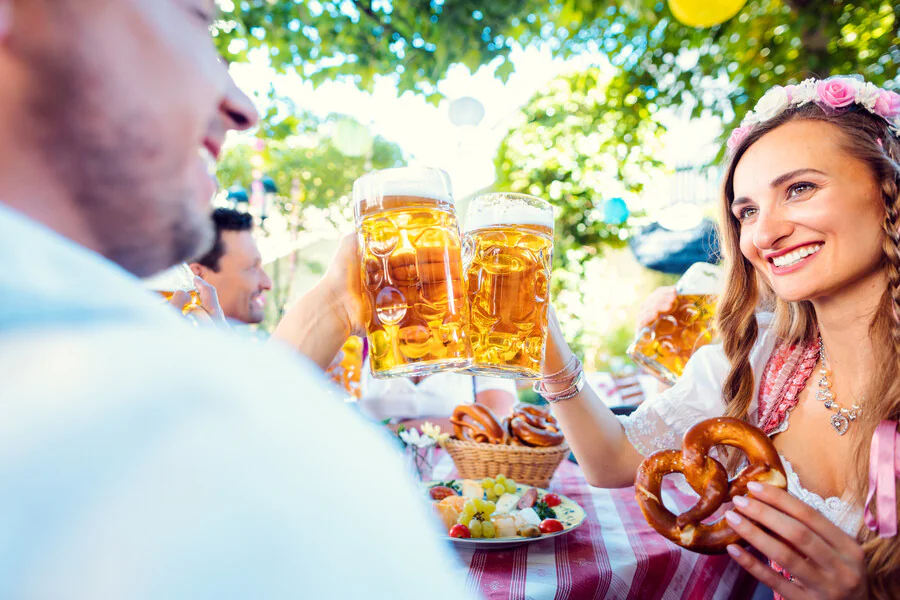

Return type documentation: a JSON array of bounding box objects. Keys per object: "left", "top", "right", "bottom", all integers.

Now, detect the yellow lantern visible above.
[{"left": 668, "top": 0, "right": 747, "bottom": 28}]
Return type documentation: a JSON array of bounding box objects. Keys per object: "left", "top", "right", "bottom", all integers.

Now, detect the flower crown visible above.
[{"left": 727, "top": 76, "right": 900, "bottom": 153}]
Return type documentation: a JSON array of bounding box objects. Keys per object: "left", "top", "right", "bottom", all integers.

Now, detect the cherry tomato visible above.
[
  {"left": 449, "top": 524, "right": 471, "bottom": 539},
  {"left": 543, "top": 493, "right": 562, "bottom": 507},
  {"left": 539, "top": 518, "right": 564, "bottom": 534}
]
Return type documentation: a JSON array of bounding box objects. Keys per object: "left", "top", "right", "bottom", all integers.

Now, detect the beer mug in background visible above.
[
  {"left": 144, "top": 263, "right": 202, "bottom": 316},
  {"left": 627, "top": 262, "right": 723, "bottom": 385},
  {"left": 462, "top": 193, "right": 554, "bottom": 379},
  {"left": 353, "top": 167, "right": 472, "bottom": 378}
]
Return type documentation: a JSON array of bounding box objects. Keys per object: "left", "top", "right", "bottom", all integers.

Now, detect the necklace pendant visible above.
[
  {"left": 824, "top": 400, "right": 836, "bottom": 409},
  {"left": 831, "top": 413, "right": 850, "bottom": 436},
  {"left": 815, "top": 389, "right": 833, "bottom": 401},
  {"left": 818, "top": 377, "right": 831, "bottom": 388}
]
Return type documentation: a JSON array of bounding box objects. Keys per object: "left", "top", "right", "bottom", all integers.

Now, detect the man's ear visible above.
[
  {"left": 0, "top": 0, "right": 12, "bottom": 41},
  {"left": 189, "top": 262, "right": 206, "bottom": 278}
]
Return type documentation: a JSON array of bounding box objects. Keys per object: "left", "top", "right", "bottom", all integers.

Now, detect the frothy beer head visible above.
[
  {"left": 676, "top": 262, "right": 724, "bottom": 296},
  {"left": 353, "top": 166, "right": 454, "bottom": 220},
  {"left": 464, "top": 192, "right": 555, "bottom": 233}
]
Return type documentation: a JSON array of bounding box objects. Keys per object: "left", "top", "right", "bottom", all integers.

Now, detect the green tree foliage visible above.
[
  {"left": 494, "top": 67, "right": 663, "bottom": 271},
  {"left": 216, "top": 112, "right": 404, "bottom": 228},
  {"left": 214, "top": 1, "right": 898, "bottom": 114}
]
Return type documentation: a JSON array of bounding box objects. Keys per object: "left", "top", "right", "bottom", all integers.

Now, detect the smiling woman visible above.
[{"left": 532, "top": 75, "right": 900, "bottom": 600}]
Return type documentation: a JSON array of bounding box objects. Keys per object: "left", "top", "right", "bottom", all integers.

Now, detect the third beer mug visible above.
[
  {"left": 463, "top": 193, "right": 554, "bottom": 379},
  {"left": 354, "top": 167, "right": 472, "bottom": 378},
  {"left": 627, "top": 262, "right": 723, "bottom": 385}
]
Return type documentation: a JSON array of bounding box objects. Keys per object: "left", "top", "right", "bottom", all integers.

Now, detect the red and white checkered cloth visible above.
[{"left": 432, "top": 454, "right": 759, "bottom": 600}]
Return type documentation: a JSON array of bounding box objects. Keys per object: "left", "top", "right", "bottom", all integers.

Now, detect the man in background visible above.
[
  {"left": 190, "top": 208, "right": 272, "bottom": 325},
  {"left": 0, "top": 1, "right": 470, "bottom": 598}
]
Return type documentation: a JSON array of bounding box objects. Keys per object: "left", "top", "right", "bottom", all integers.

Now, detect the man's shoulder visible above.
[{"left": 0, "top": 322, "right": 344, "bottom": 417}]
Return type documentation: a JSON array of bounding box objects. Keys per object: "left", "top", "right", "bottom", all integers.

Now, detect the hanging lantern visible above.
[
  {"left": 668, "top": 0, "right": 747, "bottom": 28},
  {"left": 602, "top": 197, "right": 630, "bottom": 225}
]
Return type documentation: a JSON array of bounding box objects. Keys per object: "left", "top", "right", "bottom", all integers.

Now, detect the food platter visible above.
[{"left": 424, "top": 479, "right": 586, "bottom": 550}]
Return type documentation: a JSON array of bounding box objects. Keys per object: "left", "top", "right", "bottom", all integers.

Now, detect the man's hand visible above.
[
  {"left": 167, "top": 277, "right": 229, "bottom": 330},
  {"left": 319, "top": 233, "right": 367, "bottom": 337}
]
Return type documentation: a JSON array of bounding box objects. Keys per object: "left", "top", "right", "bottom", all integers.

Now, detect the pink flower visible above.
[
  {"left": 817, "top": 78, "right": 857, "bottom": 109},
  {"left": 727, "top": 125, "right": 752, "bottom": 152},
  {"left": 873, "top": 90, "right": 900, "bottom": 119}
]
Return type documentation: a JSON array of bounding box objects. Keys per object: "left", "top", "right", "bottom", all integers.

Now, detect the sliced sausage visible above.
[{"left": 517, "top": 487, "right": 538, "bottom": 509}]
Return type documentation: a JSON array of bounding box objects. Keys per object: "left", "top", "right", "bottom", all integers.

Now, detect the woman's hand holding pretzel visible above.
[{"left": 724, "top": 483, "right": 867, "bottom": 600}]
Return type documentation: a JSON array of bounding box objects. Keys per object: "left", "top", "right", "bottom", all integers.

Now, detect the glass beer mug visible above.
[
  {"left": 353, "top": 166, "right": 472, "bottom": 378},
  {"left": 462, "top": 193, "right": 554, "bottom": 379},
  {"left": 627, "top": 262, "right": 723, "bottom": 385},
  {"left": 144, "top": 263, "right": 203, "bottom": 316}
]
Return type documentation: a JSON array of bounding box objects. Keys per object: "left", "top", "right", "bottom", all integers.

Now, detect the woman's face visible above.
[{"left": 731, "top": 119, "right": 885, "bottom": 303}]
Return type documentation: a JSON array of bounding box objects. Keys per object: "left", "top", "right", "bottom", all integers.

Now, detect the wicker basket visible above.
[{"left": 442, "top": 438, "right": 570, "bottom": 488}]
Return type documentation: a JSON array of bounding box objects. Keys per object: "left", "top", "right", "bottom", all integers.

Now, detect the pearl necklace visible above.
[{"left": 816, "top": 336, "right": 862, "bottom": 436}]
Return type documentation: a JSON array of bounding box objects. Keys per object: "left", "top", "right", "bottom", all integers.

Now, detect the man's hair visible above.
[{"left": 194, "top": 208, "right": 254, "bottom": 271}]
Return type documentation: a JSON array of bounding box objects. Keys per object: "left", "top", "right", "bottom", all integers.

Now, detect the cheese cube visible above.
[
  {"left": 460, "top": 479, "right": 484, "bottom": 499},
  {"left": 494, "top": 493, "right": 521, "bottom": 515}
]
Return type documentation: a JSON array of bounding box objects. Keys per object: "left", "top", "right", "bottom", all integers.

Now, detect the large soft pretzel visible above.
[
  {"left": 635, "top": 417, "right": 787, "bottom": 555},
  {"left": 451, "top": 404, "right": 505, "bottom": 444},
  {"left": 508, "top": 405, "right": 565, "bottom": 447}
]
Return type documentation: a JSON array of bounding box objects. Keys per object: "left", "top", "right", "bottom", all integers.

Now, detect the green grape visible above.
[
  {"left": 469, "top": 520, "right": 483, "bottom": 538},
  {"left": 496, "top": 474, "right": 506, "bottom": 482},
  {"left": 457, "top": 513, "right": 471, "bottom": 526},
  {"left": 481, "top": 521, "right": 496, "bottom": 538},
  {"left": 485, "top": 500, "right": 496, "bottom": 514},
  {"left": 505, "top": 481, "right": 517, "bottom": 494},
  {"left": 493, "top": 483, "right": 506, "bottom": 497},
  {"left": 481, "top": 478, "right": 495, "bottom": 489}
]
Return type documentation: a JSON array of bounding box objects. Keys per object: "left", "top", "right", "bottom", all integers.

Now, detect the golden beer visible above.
[
  {"left": 627, "top": 294, "right": 717, "bottom": 385},
  {"left": 326, "top": 336, "right": 365, "bottom": 400},
  {"left": 463, "top": 193, "right": 554, "bottom": 379},
  {"left": 144, "top": 263, "right": 203, "bottom": 316},
  {"left": 158, "top": 290, "right": 203, "bottom": 315},
  {"left": 627, "top": 263, "right": 723, "bottom": 385},
  {"left": 354, "top": 168, "right": 472, "bottom": 378}
]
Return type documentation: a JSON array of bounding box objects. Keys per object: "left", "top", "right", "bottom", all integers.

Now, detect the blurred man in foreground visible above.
[
  {"left": 0, "top": 1, "right": 469, "bottom": 598},
  {"left": 190, "top": 208, "right": 272, "bottom": 325}
]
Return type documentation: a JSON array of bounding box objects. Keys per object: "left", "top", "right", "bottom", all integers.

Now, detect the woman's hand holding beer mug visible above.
[{"left": 635, "top": 286, "right": 677, "bottom": 331}]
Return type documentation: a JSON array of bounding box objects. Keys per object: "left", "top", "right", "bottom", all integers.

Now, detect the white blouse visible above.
[
  {"left": 619, "top": 314, "right": 862, "bottom": 535},
  {"left": 358, "top": 360, "right": 518, "bottom": 422}
]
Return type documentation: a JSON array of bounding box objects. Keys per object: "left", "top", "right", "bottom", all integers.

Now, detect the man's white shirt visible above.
[{"left": 0, "top": 204, "right": 472, "bottom": 599}]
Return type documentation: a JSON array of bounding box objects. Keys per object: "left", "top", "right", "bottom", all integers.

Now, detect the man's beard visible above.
[{"left": 21, "top": 27, "right": 213, "bottom": 277}]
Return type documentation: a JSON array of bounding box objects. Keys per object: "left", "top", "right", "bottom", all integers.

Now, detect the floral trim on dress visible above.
[{"left": 758, "top": 340, "right": 819, "bottom": 435}]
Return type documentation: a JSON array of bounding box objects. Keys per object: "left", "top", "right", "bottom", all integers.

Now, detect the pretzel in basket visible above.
[
  {"left": 635, "top": 417, "right": 787, "bottom": 555},
  {"left": 450, "top": 404, "right": 506, "bottom": 444},
  {"left": 508, "top": 405, "right": 565, "bottom": 447}
]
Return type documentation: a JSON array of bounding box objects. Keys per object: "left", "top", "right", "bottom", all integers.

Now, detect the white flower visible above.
[
  {"left": 741, "top": 110, "right": 760, "bottom": 127},
  {"left": 399, "top": 428, "right": 436, "bottom": 448},
  {"left": 421, "top": 421, "right": 450, "bottom": 444},
  {"left": 792, "top": 78, "right": 819, "bottom": 105},
  {"left": 753, "top": 86, "right": 791, "bottom": 121},
  {"left": 857, "top": 82, "right": 881, "bottom": 110}
]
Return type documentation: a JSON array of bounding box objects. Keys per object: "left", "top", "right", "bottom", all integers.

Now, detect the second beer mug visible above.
[
  {"left": 627, "top": 262, "right": 723, "bottom": 385},
  {"left": 463, "top": 193, "right": 554, "bottom": 379},
  {"left": 354, "top": 167, "right": 472, "bottom": 378}
]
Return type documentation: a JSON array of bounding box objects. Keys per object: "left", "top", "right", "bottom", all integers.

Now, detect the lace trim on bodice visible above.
[{"left": 782, "top": 455, "right": 860, "bottom": 535}]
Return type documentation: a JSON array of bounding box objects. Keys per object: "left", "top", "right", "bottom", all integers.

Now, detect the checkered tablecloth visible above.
[{"left": 431, "top": 453, "right": 759, "bottom": 600}]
